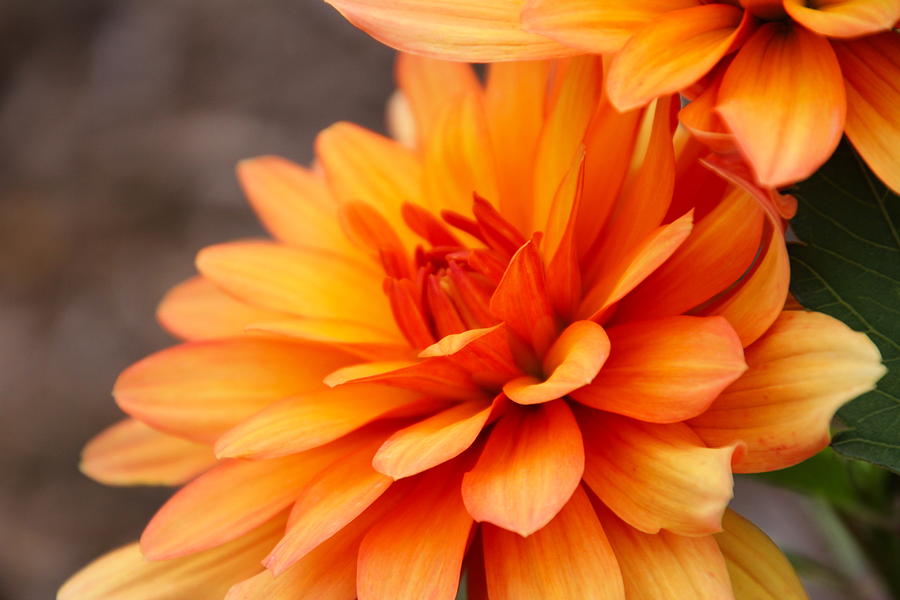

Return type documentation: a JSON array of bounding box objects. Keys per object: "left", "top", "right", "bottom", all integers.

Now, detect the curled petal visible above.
[{"left": 783, "top": 0, "right": 899, "bottom": 38}]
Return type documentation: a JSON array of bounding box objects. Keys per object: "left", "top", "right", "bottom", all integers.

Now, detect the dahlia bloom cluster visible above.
[
  {"left": 61, "top": 56, "right": 884, "bottom": 599},
  {"left": 327, "top": 0, "right": 900, "bottom": 193}
]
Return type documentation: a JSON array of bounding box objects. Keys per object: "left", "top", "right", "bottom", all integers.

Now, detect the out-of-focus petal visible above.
[
  {"left": 717, "top": 23, "right": 846, "bottom": 187},
  {"left": 581, "top": 412, "right": 738, "bottom": 536},
  {"left": 462, "top": 401, "right": 584, "bottom": 536},
  {"left": 482, "top": 486, "right": 624, "bottom": 600},
  {"left": 691, "top": 311, "right": 885, "bottom": 473},
  {"left": 607, "top": 4, "right": 747, "bottom": 111},
  {"left": 833, "top": 32, "right": 900, "bottom": 194},
  {"left": 571, "top": 316, "right": 746, "bottom": 423},
  {"left": 114, "top": 338, "right": 349, "bottom": 443},
  {"left": 81, "top": 419, "right": 215, "bottom": 486},
  {"left": 324, "top": 0, "right": 577, "bottom": 61},
  {"left": 784, "top": 0, "right": 898, "bottom": 38},
  {"left": 715, "top": 510, "right": 808, "bottom": 599}
]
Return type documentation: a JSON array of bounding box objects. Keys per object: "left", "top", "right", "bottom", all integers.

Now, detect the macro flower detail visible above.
[
  {"left": 325, "top": 0, "right": 900, "bottom": 193},
  {"left": 61, "top": 55, "right": 885, "bottom": 599}
]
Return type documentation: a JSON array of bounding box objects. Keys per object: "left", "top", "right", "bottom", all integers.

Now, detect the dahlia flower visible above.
[
  {"left": 325, "top": 0, "right": 900, "bottom": 192},
  {"left": 61, "top": 56, "right": 884, "bottom": 599}
]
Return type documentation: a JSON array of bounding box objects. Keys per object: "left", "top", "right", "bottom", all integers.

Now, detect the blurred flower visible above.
[
  {"left": 325, "top": 0, "right": 900, "bottom": 192},
  {"left": 62, "top": 56, "right": 884, "bottom": 599}
]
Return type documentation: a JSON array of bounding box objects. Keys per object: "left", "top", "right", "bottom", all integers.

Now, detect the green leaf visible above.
[{"left": 788, "top": 142, "right": 900, "bottom": 473}]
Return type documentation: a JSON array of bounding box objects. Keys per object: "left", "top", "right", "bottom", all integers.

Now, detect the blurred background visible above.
[{"left": 0, "top": 1, "right": 880, "bottom": 599}]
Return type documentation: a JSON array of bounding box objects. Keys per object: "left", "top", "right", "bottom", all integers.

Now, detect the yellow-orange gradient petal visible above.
[
  {"left": 717, "top": 23, "right": 846, "bottom": 187},
  {"left": 373, "top": 400, "right": 493, "bottom": 479},
  {"left": 197, "top": 240, "right": 392, "bottom": 326},
  {"left": 141, "top": 448, "right": 345, "bottom": 560},
  {"left": 214, "top": 384, "right": 423, "bottom": 459},
  {"left": 691, "top": 311, "right": 885, "bottom": 473},
  {"left": 114, "top": 338, "right": 350, "bottom": 443},
  {"left": 784, "top": 0, "right": 898, "bottom": 38},
  {"left": 606, "top": 4, "right": 746, "bottom": 111},
  {"left": 504, "top": 320, "right": 610, "bottom": 405},
  {"left": 595, "top": 501, "right": 732, "bottom": 600},
  {"left": 324, "top": 0, "right": 578, "bottom": 62},
  {"left": 248, "top": 318, "right": 408, "bottom": 361},
  {"left": 715, "top": 510, "right": 808, "bottom": 600},
  {"left": 581, "top": 412, "right": 737, "bottom": 536},
  {"left": 572, "top": 316, "right": 746, "bottom": 423},
  {"left": 81, "top": 419, "right": 216, "bottom": 487},
  {"left": 357, "top": 463, "right": 473, "bottom": 600},
  {"left": 834, "top": 32, "right": 900, "bottom": 194},
  {"left": 59, "top": 516, "right": 285, "bottom": 600},
  {"left": 156, "top": 276, "right": 287, "bottom": 341},
  {"left": 482, "top": 486, "right": 624, "bottom": 600},
  {"left": 522, "top": 0, "right": 700, "bottom": 54},
  {"left": 462, "top": 401, "right": 584, "bottom": 536}
]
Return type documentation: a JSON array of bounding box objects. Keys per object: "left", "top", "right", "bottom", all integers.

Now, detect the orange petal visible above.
[
  {"left": 248, "top": 318, "right": 408, "bottom": 360},
  {"left": 237, "top": 156, "right": 359, "bottom": 259},
  {"left": 691, "top": 311, "right": 885, "bottom": 473},
  {"left": 617, "top": 187, "right": 765, "bottom": 321},
  {"left": 357, "top": 462, "right": 474, "bottom": 600},
  {"left": 571, "top": 316, "right": 746, "bottom": 423},
  {"left": 81, "top": 419, "right": 216, "bottom": 487},
  {"left": 678, "top": 64, "right": 737, "bottom": 153},
  {"left": 324, "top": 358, "right": 482, "bottom": 399},
  {"left": 717, "top": 23, "right": 846, "bottom": 187},
  {"left": 504, "top": 320, "right": 610, "bottom": 405},
  {"left": 522, "top": 0, "right": 700, "bottom": 54},
  {"left": 606, "top": 4, "right": 746, "bottom": 111},
  {"left": 462, "top": 401, "right": 584, "bottom": 536},
  {"left": 715, "top": 509, "right": 808, "bottom": 599},
  {"left": 482, "top": 486, "right": 624, "bottom": 600},
  {"left": 214, "top": 384, "right": 422, "bottom": 459},
  {"left": 156, "top": 276, "right": 286, "bottom": 341},
  {"left": 196, "top": 240, "right": 391, "bottom": 325},
  {"left": 834, "top": 32, "right": 900, "bottom": 194},
  {"left": 581, "top": 411, "right": 738, "bottom": 536},
  {"left": 264, "top": 441, "right": 392, "bottom": 575},
  {"left": 373, "top": 400, "right": 493, "bottom": 479},
  {"left": 114, "top": 338, "right": 349, "bottom": 443},
  {"left": 140, "top": 451, "right": 341, "bottom": 560},
  {"left": 784, "top": 0, "right": 898, "bottom": 38},
  {"left": 324, "top": 0, "right": 578, "bottom": 61},
  {"left": 421, "top": 325, "right": 523, "bottom": 389},
  {"left": 597, "top": 501, "right": 732, "bottom": 600},
  {"left": 59, "top": 516, "right": 285, "bottom": 600}
]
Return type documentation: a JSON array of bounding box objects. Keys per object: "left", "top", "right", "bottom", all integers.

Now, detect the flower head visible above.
[
  {"left": 326, "top": 0, "right": 900, "bottom": 192},
  {"left": 62, "top": 56, "right": 884, "bottom": 599}
]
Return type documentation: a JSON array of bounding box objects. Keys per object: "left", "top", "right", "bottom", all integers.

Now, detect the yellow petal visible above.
[{"left": 784, "top": 0, "right": 899, "bottom": 38}]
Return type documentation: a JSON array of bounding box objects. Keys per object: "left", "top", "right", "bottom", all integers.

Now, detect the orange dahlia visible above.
[
  {"left": 325, "top": 0, "right": 900, "bottom": 192},
  {"left": 61, "top": 56, "right": 884, "bottom": 599}
]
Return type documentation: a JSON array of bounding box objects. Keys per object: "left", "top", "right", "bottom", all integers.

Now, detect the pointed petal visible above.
[
  {"left": 197, "top": 240, "right": 392, "bottom": 325},
  {"left": 58, "top": 517, "right": 285, "bottom": 600},
  {"left": 572, "top": 316, "right": 746, "bottom": 423},
  {"left": 214, "top": 384, "right": 422, "bottom": 459},
  {"left": 324, "top": 0, "right": 578, "bottom": 61},
  {"left": 691, "top": 311, "right": 885, "bottom": 473},
  {"left": 156, "top": 276, "right": 286, "bottom": 341},
  {"left": 834, "top": 32, "right": 900, "bottom": 194},
  {"left": 357, "top": 463, "right": 473, "bottom": 600},
  {"left": 462, "top": 401, "right": 584, "bottom": 536},
  {"left": 715, "top": 510, "right": 808, "bottom": 600},
  {"left": 504, "top": 320, "right": 610, "bottom": 405},
  {"left": 581, "top": 412, "right": 738, "bottom": 536},
  {"left": 784, "top": 0, "right": 898, "bottom": 38},
  {"left": 324, "top": 358, "right": 482, "bottom": 399},
  {"left": 373, "top": 400, "right": 493, "bottom": 479},
  {"left": 607, "top": 4, "right": 746, "bottom": 111},
  {"left": 597, "top": 501, "right": 733, "bottom": 600},
  {"left": 522, "top": 0, "right": 699, "bottom": 54},
  {"left": 81, "top": 419, "right": 215, "bottom": 487},
  {"left": 248, "top": 318, "right": 407, "bottom": 360},
  {"left": 114, "top": 338, "right": 349, "bottom": 443},
  {"left": 717, "top": 23, "right": 846, "bottom": 187},
  {"left": 482, "top": 486, "right": 624, "bottom": 600},
  {"left": 421, "top": 325, "right": 523, "bottom": 389}
]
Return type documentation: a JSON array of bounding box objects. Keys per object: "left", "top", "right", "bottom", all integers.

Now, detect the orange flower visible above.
[
  {"left": 325, "top": 0, "right": 900, "bottom": 192},
  {"left": 62, "top": 56, "right": 884, "bottom": 599}
]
